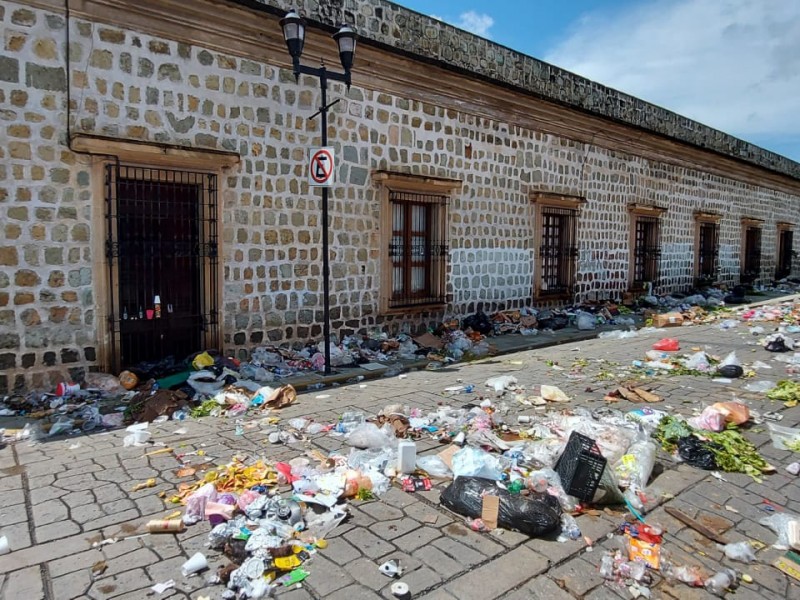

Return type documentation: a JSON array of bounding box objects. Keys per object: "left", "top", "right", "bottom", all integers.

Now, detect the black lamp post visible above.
[{"left": 280, "top": 10, "right": 357, "bottom": 375}]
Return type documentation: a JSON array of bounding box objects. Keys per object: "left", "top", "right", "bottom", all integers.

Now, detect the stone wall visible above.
[
  {"left": 247, "top": 0, "right": 800, "bottom": 181},
  {"left": 1, "top": 0, "right": 799, "bottom": 392}
]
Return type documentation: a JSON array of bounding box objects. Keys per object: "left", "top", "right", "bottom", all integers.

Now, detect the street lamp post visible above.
[{"left": 279, "top": 10, "right": 356, "bottom": 376}]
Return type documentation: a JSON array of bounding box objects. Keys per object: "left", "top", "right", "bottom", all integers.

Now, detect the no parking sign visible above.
[{"left": 308, "top": 147, "right": 335, "bottom": 187}]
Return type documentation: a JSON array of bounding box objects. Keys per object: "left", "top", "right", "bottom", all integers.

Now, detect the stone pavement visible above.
[{"left": 1, "top": 304, "right": 800, "bottom": 599}]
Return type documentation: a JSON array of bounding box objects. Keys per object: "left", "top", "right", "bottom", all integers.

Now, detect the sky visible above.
[{"left": 394, "top": 0, "right": 800, "bottom": 163}]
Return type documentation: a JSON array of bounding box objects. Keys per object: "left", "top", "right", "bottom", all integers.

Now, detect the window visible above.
[
  {"left": 532, "top": 194, "right": 584, "bottom": 298},
  {"left": 375, "top": 171, "right": 460, "bottom": 313},
  {"left": 695, "top": 213, "right": 720, "bottom": 284},
  {"left": 388, "top": 191, "right": 448, "bottom": 308},
  {"left": 777, "top": 224, "right": 794, "bottom": 280},
  {"left": 628, "top": 204, "right": 665, "bottom": 290},
  {"left": 740, "top": 219, "right": 762, "bottom": 284}
]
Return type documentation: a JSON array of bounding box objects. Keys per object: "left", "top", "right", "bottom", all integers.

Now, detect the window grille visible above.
[
  {"left": 697, "top": 221, "right": 720, "bottom": 280},
  {"left": 539, "top": 206, "right": 578, "bottom": 296},
  {"left": 388, "top": 190, "right": 449, "bottom": 308},
  {"left": 741, "top": 227, "right": 762, "bottom": 283},
  {"left": 777, "top": 229, "right": 794, "bottom": 280},
  {"left": 633, "top": 216, "right": 661, "bottom": 286},
  {"left": 104, "top": 165, "right": 219, "bottom": 371}
]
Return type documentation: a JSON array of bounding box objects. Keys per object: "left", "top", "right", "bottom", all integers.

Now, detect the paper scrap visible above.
[{"left": 481, "top": 495, "right": 500, "bottom": 530}]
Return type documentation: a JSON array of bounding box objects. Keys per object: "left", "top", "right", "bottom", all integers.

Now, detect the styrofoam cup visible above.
[
  {"left": 132, "top": 430, "right": 151, "bottom": 444},
  {"left": 181, "top": 552, "right": 207, "bottom": 576},
  {"left": 0, "top": 536, "right": 10, "bottom": 555}
]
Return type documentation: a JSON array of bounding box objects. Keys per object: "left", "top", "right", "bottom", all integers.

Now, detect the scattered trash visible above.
[{"left": 150, "top": 580, "right": 175, "bottom": 594}]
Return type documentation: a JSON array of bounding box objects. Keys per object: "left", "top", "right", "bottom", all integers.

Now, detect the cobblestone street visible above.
[{"left": 1, "top": 302, "right": 799, "bottom": 600}]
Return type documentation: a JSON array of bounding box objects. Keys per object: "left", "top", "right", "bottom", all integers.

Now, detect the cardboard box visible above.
[{"left": 653, "top": 312, "right": 684, "bottom": 328}]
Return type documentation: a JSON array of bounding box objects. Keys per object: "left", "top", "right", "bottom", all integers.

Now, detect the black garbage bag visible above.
[
  {"left": 717, "top": 364, "right": 744, "bottom": 378},
  {"left": 462, "top": 311, "right": 493, "bottom": 335},
  {"left": 439, "top": 476, "right": 561, "bottom": 537},
  {"left": 677, "top": 436, "right": 718, "bottom": 470},
  {"left": 766, "top": 337, "right": 791, "bottom": 352},
  {"left": 537, "top": 311, "right": 569, "bottom": 330}
]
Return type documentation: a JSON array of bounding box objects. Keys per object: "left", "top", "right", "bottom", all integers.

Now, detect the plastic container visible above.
[
  {"left": 397, "top": 440, "right": 417, "bottom": 474},
  {"left": 554, "top": 431, "right": 607, "bottom": 502}
]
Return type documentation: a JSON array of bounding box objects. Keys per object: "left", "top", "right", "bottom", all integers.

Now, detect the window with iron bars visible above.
[
  {"left": 697, "top": 221, "right": 720, "bottom": 281},
  {"left": 538, "top": 206, "right": 578, "bottom": 296},
  {"left": 632, "top": 216, "right": 661, "bottom": 287},
  {"left": 741, "top": 226, "right": 762, "bottom": 283},
  {"left": 777, "top": 229, "right": 794, "bottom": 280},
  {"left": 388, "top": 190, "right": 448, "bottom": 309}
]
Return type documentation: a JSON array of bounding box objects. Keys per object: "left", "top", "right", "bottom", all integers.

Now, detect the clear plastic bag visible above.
[
  {"left": 760, "top": 512, "right": 800, "bottom": 549},
  {"left": 451, "top": 446, "right": 503, "bottom": 480},
  {"left": 346, "top": 423, "right": 395, "bottom": 449},
  {"left": 722, "top": 541, "right": 756, "bottom": 563},
  {"left": 416, "top": 455, "right": 453, "bottom": 478},
  {"left": 576, "top": 311, "right": 596, "bottom": 331},
  {"left": 767, "top": 422, "right": 800, "bottom": 450},
  {"left": 683, "top": 351, "right": 711, "bottom": 371},
  {"left": 613, "top": 436, "right": 657, "bottom": 489}
]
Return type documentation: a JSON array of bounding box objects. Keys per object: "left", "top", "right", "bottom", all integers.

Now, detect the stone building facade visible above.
[{"left": 1, "top": 0, "right": 800, "bottom": 392}]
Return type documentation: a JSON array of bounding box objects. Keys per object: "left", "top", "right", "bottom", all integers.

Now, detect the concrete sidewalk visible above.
[{"left": 1, "top": 299, "right": 799, "bottom": 599}]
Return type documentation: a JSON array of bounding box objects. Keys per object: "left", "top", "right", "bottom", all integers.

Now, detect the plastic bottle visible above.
[
  {"left": 172, "top": 409, "right": 187, "bottom": 421},
  {"left": 234, "top": 420, "right": 244, "bottom": 436},
  {"left": 704, "top": 569, "right": 736, "bottom": 596},
  {"left": 599, "top": 554, "right": 615, "bottom": 579},
  {"left": 154, "top": 295, "right": 162, "bottom": 319}
]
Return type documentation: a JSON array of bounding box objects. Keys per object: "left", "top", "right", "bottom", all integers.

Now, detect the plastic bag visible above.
[
  {"left": 767, "top": 422, "right": 800, "bottom": 450},
  {"left": 722, "top": 541, "right": 756, "bottom": 563},
  {"left": 485, "top": 375, "right": 518, "bottom": 393},
  {"left": 416, "top": 455, "right": 453, "bottom": 478},
  {"left": 439, "top": 476, "right": 561, "bottom": 537},
  {"left": 451, "top": 446, "right": 503, "bottom": 480},
  {"left": 187, "top": 370, "right": 226, "bottom": 396},
  {"left": 540, "top": 385, "right": 569, "bottom": 403},
  {"left": 683, "top": 351, "right": 711, "bottom": 371},
  {"left": 688, "top": 406, "right": 727, "bottom": 432},
  {"left": 346, "top": 423, "right": 394, "bottom": 449},
  {"left": 765, "top": 334, "right": 793, "bottom": 352},
  {"left": 760, "top": 513, "right": 800, "bottom": 549},
  {"left": 653, "top": 338, "right": 679, "bottom": 352},
  {"left": 677, "top": 436, "right": 717, "bottom": 469},
  {"left": 613, "top": 437, "right": 657, "bottom": 489},
  {"left": 743, "top": 380, "right": 776, "bottom": 393},
  {"left": 576, "top": 311, "right": 596, "bottom": 331},
  {"left": 716, "top": 352, "right": 743, "bottom": 378}
]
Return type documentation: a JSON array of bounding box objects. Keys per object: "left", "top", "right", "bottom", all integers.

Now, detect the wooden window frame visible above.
[
  {"left": 628, "top": 204, "right": 666, "bottom": 291},
  {"left": 531, "top": 193, "right": 585, "bottom": 300},
  {"left": 374, "top": 171, "right": 460, "bottom": 315},
  {"left": 694, "top": 211, "right": 721, "bottom": 285}
]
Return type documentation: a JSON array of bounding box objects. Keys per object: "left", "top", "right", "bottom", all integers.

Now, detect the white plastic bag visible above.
[
  {"left": 683, "top": 351, "right": 711, "bottom": 372},
  {"left": 416, "top": 455, "right": 453, "bottom": 478},
  {"left": 722, "top": 541, "right": 756, "bottom": 563},
  {"left": 485, "top": 375, "right": 518, "bottom": 393},
  {"left": 346, "top": 423, "right": 394, "bottom": 449},
  {"left": 613, "top": 437, "right": 657, "bottom": 489},
  {"left": 744, "top": 380, "right": 776, "bottom": 393},
  {"left": 760, "top": 512, "right": 800, "bottom": 549},
  {"left": 451, "top": 446, "right": 503, "bottom": 480},
  {"left": 576, "top": 311, "right": 596, "bottom": 331}
]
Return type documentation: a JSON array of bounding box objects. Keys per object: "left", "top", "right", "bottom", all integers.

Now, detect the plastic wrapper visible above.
[
  {"left": 451, "top": 446, "right": 503, "bottom": 480},
  {"left": 188, "top": 370, "right": 226, "bottom": 396},
  {"left": 485, "top": 375, "right": 518, "bottom": 393},
  {"left": 760, "top": 512, "right": 800, "bottom": 549},
  {"left": 743, "top": 380, "right": 776, "bottom": 393},
  {"left": 704, "top": 568, "right": 737, "bottom": 597},
  {"left": 84, "top": 372, "right": 126, "bottom": 394},
  {"left": 688, "top": 406, "right": 727, "bottom": 432},
  {"left": 722, "top": 541, "right": 756, "bottom": 563},
  {"left": 183, "top": 494, "right": 208, "bottom": 525},
  {"left": 439, "top": 476, "right": 561, "bottom": 537},
  {"left": 416, "top": 455, "right": 453, "bottom": 478}
]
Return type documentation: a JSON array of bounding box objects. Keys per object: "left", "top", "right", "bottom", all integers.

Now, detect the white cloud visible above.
[
  {"left": 431, "top": 10, "right": 495, "bottom": 38},
  {"left": 544, "top": 0, "right": 800, "bottom": 159}
]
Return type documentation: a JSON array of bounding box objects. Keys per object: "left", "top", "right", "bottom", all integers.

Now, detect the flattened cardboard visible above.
[
  {"left": 481, "top": 494, "right": 500, "bottom": 530},
  {"left": 437, "top": 444, "right": 460, "bottom": 469},
  {"left": 414, "top": 332, "right": 445, "bottom": 350}
]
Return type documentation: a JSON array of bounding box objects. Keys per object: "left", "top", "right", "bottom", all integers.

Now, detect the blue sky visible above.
[{"left": 394, "top": 0, "right": 800, "bottom": 163}]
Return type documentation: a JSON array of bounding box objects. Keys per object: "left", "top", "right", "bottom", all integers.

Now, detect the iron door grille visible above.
[
  {"left": 697, "top": 221, "right": 720, "bottom": 280},
  {"left": 388, "top": 190, "right": 449, "bottom": 309},
  {"left": 104, "top": 165, "right": 220, "bottom": 372},
  {"left": 539, "top": 206, "right": 578, "bottom": 296},
  {"left": 741, "top": 227, "right": 762, "bottom": 282},
  {"left": 633, "top": 216, "right": 661, "bottom": 287}
]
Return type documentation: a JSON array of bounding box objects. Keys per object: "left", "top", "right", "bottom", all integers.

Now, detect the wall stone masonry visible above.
[{"left": 0, "top": 0, "right": 799, "bottom": 392}]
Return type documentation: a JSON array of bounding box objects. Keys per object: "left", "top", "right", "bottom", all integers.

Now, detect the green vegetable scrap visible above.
[
  {"left": 653, "top": 415, "right": 769, "bottom": 480},
  {"left": 766, "top": 380, "right": 800, "bottom": 407},
  {"left": 190, "top": 399, "right": 220, "bottom": 418}
]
